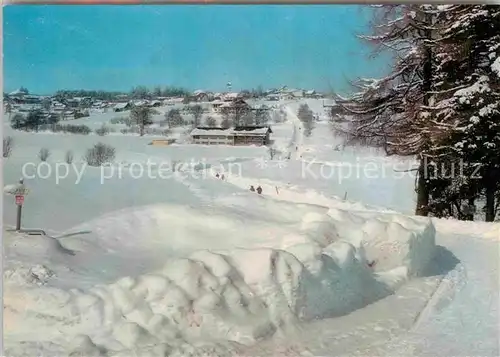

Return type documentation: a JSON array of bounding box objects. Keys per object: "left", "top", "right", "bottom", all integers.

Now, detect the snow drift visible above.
[{"left": 4, "top": 196, "right": 436, "bottom": 356}]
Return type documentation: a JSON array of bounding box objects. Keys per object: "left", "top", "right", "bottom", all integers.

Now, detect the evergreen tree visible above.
[
  {"left": 297, "top": 104, "right": 315, "bottom": 137},
  {"left": 432, "top": 5, "right": 500, "bottom": 221}
]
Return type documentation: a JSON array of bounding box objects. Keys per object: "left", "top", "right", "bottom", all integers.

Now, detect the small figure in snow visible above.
[
  {"left": 250, "top": 185, "right": 256, "bottom": 192},
  {"left": 215, "top": 173, "right": 220, "bottom": 178},
  {"left": 256, "top": 186, "right": 263, "bottom": 194},
  {"left": 221, "top": 174, "right": 225, "bottom": 180}
]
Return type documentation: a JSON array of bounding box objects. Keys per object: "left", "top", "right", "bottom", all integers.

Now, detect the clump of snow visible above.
[
  {"left": 492, "top": 57, "right": 500, "bottom": 78},
  {"left": 4, "top": 264, "right": 55, "bottom": 286},
  {"left": 454, "top": 76, "right": 491, "bottom": 104}
]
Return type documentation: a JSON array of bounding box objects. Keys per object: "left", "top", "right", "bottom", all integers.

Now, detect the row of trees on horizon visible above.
[
  {"left": 332, "top": 5, "right": 500, "bottom": 222},
  {"left": 4, "top": 85, "right": 276, "bottom": 101}
]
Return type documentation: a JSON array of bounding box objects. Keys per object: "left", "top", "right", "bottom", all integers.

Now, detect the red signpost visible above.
[
  {"left": 15, "top": 195, "right": 24, "bottom": 206},
  {"left": 10, "top": 178, "right": 29, "bottom": 231}
]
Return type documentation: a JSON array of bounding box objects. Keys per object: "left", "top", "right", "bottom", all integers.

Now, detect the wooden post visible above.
[
  {"left": 16, "top": 204, "right": 22, "bottom": 231},
  {"left": 15, "top": 178, "right": 25, "bottom": 231}
]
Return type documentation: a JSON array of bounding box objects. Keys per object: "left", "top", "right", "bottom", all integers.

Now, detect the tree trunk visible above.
[
  {"left": 139, "top": 124, "right": 144, "bottom": 137},
  {"left": 415, "top": 156, "right": 430, "bottom": 216},
  {"left": 484, "top": 168, "right": 496, "bottom": 222},
  {"left": 466, "top": 197, "right": 475, "bottom": 221},
  {"left": 415, "top": 19, "right": 433, "bottom": 217}
]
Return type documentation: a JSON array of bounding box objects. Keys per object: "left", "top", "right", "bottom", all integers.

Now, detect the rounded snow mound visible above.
[{"left": 5, "top": 201, "right": 436, "bottom": 356}]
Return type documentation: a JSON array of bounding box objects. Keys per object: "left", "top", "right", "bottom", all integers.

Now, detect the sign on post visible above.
[
  {"left": 15, "top": 195, "right": 24, "bottom": 206},
  {"left": 4, "top": 178, "right": 29, "bottom": 231}
]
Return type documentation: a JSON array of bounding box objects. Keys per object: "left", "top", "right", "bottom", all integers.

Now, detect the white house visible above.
[
  {"left": 211, "top": 100, "right": 225, "bottom": 113},
  {"left": 190, "top": 126, "right": 273, "bottom": 146},
  {"left": 113, "top": 102, "right": 132, "bottom": 112}
]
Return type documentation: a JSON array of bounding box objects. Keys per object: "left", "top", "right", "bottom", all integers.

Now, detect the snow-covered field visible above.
[{"left": 3, "top": 99, "right": 499, "bottom": 356}]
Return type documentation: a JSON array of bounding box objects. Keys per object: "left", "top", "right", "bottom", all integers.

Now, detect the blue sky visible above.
[{"left": 3, "top": 5, "right": 389, "bottom": 95}]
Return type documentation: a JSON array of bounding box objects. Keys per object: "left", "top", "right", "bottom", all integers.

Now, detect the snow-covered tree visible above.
[
  {"left": 333, "top": 5, "right": 443, "bottom": 216},
  {"left": 165, "top": 108, "right": 185, "bottom": 128},
  {"left": 432, "top": 5, "right": 500, "bottom": 221},
  {"left": 255, "top": 105, "right": 270, "bottom": 125},
  {"left": 240, "top": 112, "right": 256, "bottom": 126}
]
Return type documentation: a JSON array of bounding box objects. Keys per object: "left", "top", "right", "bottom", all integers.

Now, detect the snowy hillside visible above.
[{"left": 3, "top": 99, "right": 499, "bottom": 356}]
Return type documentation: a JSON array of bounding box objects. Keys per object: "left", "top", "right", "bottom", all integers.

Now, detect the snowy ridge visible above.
[{"left": 4, "top": 194, "right": 436, "bottom": 356}]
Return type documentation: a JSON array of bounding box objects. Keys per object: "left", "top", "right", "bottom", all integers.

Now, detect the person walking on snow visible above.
[
  {"left": 221, "top": 174, "right": 225, "bottom": 180},
  {"left": 215, "top": 173, "right": 220, "bottom": 178},
  {"left": 250, "top": 185, "right": 256, "bottom": 192},
  {"left": 256, "top": 186, "right": 263, "bottom": 194}
]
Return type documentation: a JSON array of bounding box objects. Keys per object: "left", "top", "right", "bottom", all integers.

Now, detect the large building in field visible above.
[{"left": 190, "top": 126, "right": 272, "bottom": 146}]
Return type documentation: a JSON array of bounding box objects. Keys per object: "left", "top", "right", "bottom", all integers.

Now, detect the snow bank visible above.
[{"left": 4, "top": 194, "right": 436, "bottom": 356}]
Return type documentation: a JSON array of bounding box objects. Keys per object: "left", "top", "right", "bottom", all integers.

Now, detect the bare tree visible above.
[
  {"left": 220, "top": 115, "right": 232, "bottom": 129},
  {"left": 268, "top": 147, "right": 277, "bottom": 159},
  {"left": 130, "top": 106, "right": 156, "bottom": 136},
  {"left": 65, "top": 150, "right": 74, "bottom": 164},
  {"left": 189, "top": 105, "right": 204, "bottom": 128},
  {"left": 95, "top": 124, "right": 110, "bottom": 136},
  {"left": 166, "top": 109, "right": 185, "bottom": 127},
  {"left": 255, "top": 105, "right": 270, "bottom": 125},
  {"left": 3, "top": 136, "right": 14, "bottom": 158},
  {"left": 205, "top": 116, "right": 217, "bottom": 127},
  {"left": 152, "top": 86, "right": 162, "bottom": 98},
  {"left": 38, "top": 148, "right": 51, "bottom": 162},
  {"left": 241, "top": 112, "right": 256, "bottom": 126},
  {"left": 84, "top": 143, "right": 116, "bottom": 167}
]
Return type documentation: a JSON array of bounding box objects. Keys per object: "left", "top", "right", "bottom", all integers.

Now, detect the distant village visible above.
[
  {"left": 4, "top": 86, "right": 329, "bottom": 147},
  {"left": 3, "top": 86, "right": 326, "bottom": 121}
]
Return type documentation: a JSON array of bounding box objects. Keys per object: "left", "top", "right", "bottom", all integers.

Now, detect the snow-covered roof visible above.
[
  {"left": 9, "top": 88, "right": 28, "bottom": 96},
  {"left": 223, "top": 93, "right": 240, "bottom": 100},
  {"left": 193, "top": 90, "right": 206, "bottom": 95},
  {"left": 191, "top": 126, "right": 272, "bottom": 137},
  {"left": 164, "top": 97, "right": 184, "bottom": 103},
  {"left": 191, "top": 128, "right": 233, "bottom": 136},
  {"left": 114, "top": 102, "right": 130, "bottom": 109},
  {"left": 233, "top": 126, "right": 272, "bottom": 135},
  {"left": 17, "top": 104, "right": 41, "bottom": 111}
]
